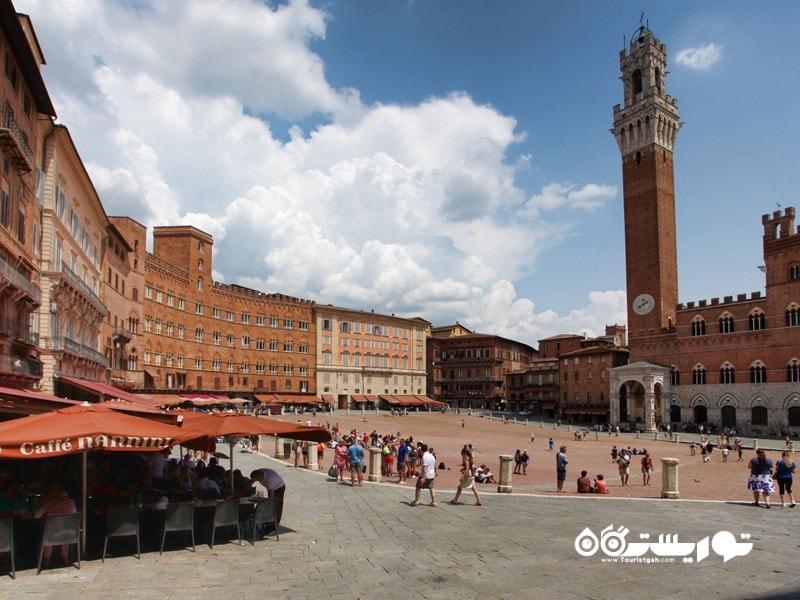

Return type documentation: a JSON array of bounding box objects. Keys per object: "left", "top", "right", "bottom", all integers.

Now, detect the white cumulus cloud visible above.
[
  {"left": 675, "top": 43, "right": 723, "bottom": 71},
  {"left": 18, "top": 0, "right": 625, "bottom": 346}
]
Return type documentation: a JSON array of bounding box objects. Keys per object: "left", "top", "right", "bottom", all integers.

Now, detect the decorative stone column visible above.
[
  {"left": 306, "top": 442, "right": 318, "bottom": 470},
  {"left": 644, "top": 390, "right": 657, "bottom": 432},
  {"left": 368, "top": 447, "right": 382, "bottom": 483},
  {"left": 497, "top": 455, "right": 513, "bottom": 493},
  {"left": 274, "top": 437, "right": 286, "bottom": 459},
  {"left": 660, "top": 457, "right": 680, "bottom": 499}
]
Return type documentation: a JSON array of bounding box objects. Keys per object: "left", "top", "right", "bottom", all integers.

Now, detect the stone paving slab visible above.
[{"left": 1, "top": 447, "right": 798, "bottom": 600}]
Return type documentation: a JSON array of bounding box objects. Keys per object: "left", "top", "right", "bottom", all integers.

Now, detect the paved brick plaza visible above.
[
  {"left": 291, "top": 411, "right": 790, "bottom": 503},
  {"left": 2, "top": 412, "right": 797, "bottom": 599}
]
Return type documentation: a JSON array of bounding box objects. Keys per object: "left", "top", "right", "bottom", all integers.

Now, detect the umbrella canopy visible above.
[
  {"left": 0, "top": 403, "right": 204, "bottom": 554},
  {"left": 178, "top": 411, "right": 331, "bottom": 443},
  {"left": 176, "top": 411, "right": 331, "bottom": 496},
  {"left": 0, "top": 403, "right": 201, "bottom": 459}
]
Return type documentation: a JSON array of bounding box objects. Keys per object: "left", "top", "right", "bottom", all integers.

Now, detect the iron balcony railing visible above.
[
  {"left": 0, "top": 315, "right": 39, "bottom": 346},
  {"left": 45, "top": 261, "right": 107, "bottom": 316},
  {"left": 0, "top": 352, "right": 42, "bottom": 377},
  {"left": 45, "top": 336, "right": 110, "bottom": 368},
  {"left": 0, "top": 110, "right": 34, "bottom": 171},
  {"left": 0, "top": 255, "right": 41, "bottom": 304}
]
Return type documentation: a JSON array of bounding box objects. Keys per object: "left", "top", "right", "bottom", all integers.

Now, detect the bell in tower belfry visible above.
[{"left": 613, "top": 24, "right": 681, "bottom": 340}]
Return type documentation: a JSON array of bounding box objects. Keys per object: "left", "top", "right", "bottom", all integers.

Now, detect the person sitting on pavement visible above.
[
  {"left": 593, "top": 474, "right": 608, "bottom": 494},
  {"left": 474, "top": 465, "right": 497, "bottom": 484},
  {"left": 577, "top": 470, "right": 593, "bottom": 493}
]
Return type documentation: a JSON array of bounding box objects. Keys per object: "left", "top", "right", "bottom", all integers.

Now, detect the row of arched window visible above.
[
  {"left": 671, "top": 360, "right": 800, "bottom": 385},
  {"left": 691, "top": 305, "right": 799, "bottom": 336}
]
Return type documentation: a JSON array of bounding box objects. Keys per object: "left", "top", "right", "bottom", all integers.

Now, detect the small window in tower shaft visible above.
[{"left": 632, "top": 69, "right": 643, "bottom": 96}]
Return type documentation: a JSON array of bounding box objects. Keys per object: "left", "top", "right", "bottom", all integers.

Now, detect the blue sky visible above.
[{"left": 16, "top": 0, "right": 800, "bottom": 347}]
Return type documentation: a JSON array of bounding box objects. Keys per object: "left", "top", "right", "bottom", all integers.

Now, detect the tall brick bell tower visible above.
[{"left": 613, "top": 25, "right": 682, "bottom": 348}]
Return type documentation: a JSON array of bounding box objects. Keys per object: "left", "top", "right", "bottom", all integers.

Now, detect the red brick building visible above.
[
  {"left": 141, "top": 226, "right": 316, "bottom": 395},
  {"left": 428, "top": 326, "right": 537, "bottom": 410},
  {"left": 610, "top": 26, "right": 800, "bottom": 433}
]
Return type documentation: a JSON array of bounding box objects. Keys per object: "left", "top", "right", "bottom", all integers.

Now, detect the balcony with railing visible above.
[
  {"left": 0, "top": 315, "right": 39, "bottom": 346},
  {"left": 0, "top": 351, "right": 42, "bottom": 378},
  {"left": 113, "top": 327, "right": 133, "bottom": 343},
  {"left": 0, "top": 255, "right": 41, "bottom": 305},
  {"left": 44, "top": 336, "right": 110, "bottom": 368},
  {"left": 0, "top": 110, "right": 34, "bottom": 173},
  {"left": 44, "top": 261, "right": 107, "bottom": 317}
]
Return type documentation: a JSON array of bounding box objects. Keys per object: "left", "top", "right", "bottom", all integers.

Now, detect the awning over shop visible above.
[
  {"left": 351, "top": 394, "right": 379, "bottom": 403},
  {"left": 380, "top": 394, "right": 446, "bottom": 406},
  {"left": 539, "top": 402, "right": 557, "bottom": 409},
  {"left": 143, "top": 368, "right": 159, "bottom": 379},
  {"left": 563, "top": 407, "right": 609, "bottom": 415},
  {"left": 321, "top": 394, "right": 334, "bottom": 403},
  {"left": 0, "top": 385, "right": 81, "bottom": 415},
  {"left": 254, "top": 394, "right": 325, "bottom": 405},
  {"left": 58, "top": 376, "right": 161, "bottom": 408},
  {"left": 139, "top": 393, "right": 247, "bottom": 408}
]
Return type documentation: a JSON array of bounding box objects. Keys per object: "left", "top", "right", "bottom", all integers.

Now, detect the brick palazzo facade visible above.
[
  {"left": 609, "top": 26, "right": 800, "bottom": 433},
  {"left": 427, "top": 324, "right": 537, "bottom": 411}
]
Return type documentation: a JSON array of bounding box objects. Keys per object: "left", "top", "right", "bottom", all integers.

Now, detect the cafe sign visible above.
[{"left": 0, "top": 435, "right": 174, "bottom": 458}]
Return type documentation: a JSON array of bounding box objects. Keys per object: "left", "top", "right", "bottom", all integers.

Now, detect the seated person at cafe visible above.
[
  {"left": 593, "top": 474, "right": 609, "bottom": 494},
  {"left": 577, "top": 470, "right": 593, "bottom": 493},
  {"left": 35, "top": 484, "right": 77, "bottom": 566},
  {"left": 206, "top": 457, "right": 226, "bottom": 484},
  {"left": 193, "top": 467, "right": 221, "bottom": 500}
]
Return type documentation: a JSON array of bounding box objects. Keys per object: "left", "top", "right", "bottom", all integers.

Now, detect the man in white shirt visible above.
[
  {"left": 411, "top": 443, "right": 436, "bottom": 507},
  {"left": 243, "top": 468, "right": 287, "bottom": 528}
]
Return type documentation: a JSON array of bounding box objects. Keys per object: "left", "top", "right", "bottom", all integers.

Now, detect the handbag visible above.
[{"left": 328, "top": 464, "right": 338, "bottom": 478}]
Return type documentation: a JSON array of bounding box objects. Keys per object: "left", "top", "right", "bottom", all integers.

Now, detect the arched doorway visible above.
[
  {"left": 693, "top": 405, "right": 708, "bottom": 425},
  {"left": 619, "top": 385, "right": 628, "bottom": 422},
  {"left": 721, "top": 405, "right": 736, "bottom": 429},
  {"left": 670, "top": 404, "right": 681, "bottom": 423}
]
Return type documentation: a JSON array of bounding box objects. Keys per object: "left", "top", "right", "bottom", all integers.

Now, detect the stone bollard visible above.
[
  {"left": 368, "top": 447, "right": 382, "bottom": 483},
  {"left": 554, "top": 422, "right": 558, "bottom": 430},
  {"left": 497, "top": 455, "right": 513, "bottom": 493},
  {"left": 274, "top": 436, "right": 286, "bottom": 459},
  {"left": 674, "top": 433, "right": 680, "bottom": 443},
  {"left": 789, "top": 441, "right": 794, "bottom": 453},
  {"left": 306, "top": 441, "right": 318, "bottom": 471},
  {"left": 654, "top": 431, "right": 659, "bottom": 440},
  {"left": 635, "top": 431, "right": 640, "bottom": 439},
  {"left": 595, "top": 432, "right": 599, "bottom": 441},
  {"left": 752, "top": 439, "right": 759, "bottom": 451},
  {"left": 541, "top": 421, "right": 544, "bottom": 428},
  {"left": 661, "top": 457, "right": 680, "bottom": 499}
]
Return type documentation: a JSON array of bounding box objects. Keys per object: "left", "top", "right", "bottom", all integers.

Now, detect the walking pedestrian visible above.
[
  {"left": 548, "top": 438, "right": 555, "bottom": 452},
  {"left": 521, "top": 449, "right": 530, "bottom": 475},
  {"left": 747, "top": 448, "right": 774, "bottom": 508},
  {"left": 774, "top": 451, "right": 796, "bottom": 508},
  {"left": 411, "top": 443, "right": 436, "bottom": 507},
  {"left": 616, "top": 448, "right": 630, "bottom": 486},
  {"left": 449, "top": 445, "right": 481, "bottom": 506},
  {"left": 640, "top": 452, "right": 653, "bottom": 486},
  {"left": 513, "top": 449, "right": 522, "bottom": 474}
]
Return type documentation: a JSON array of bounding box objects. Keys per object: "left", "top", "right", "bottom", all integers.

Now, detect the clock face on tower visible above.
[{"left": 632, "top": 293, "right": 655, "bottom": 316}]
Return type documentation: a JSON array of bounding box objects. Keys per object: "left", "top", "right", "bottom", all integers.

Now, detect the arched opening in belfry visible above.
[
  {"left": 655, "top": 67, "right": 662, "bottom": 94},
  {"left": 632, "top": 69, "right": 643, "bottom": 96}
]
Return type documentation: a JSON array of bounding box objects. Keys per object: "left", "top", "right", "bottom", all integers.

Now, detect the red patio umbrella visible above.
[
  {"left": 0, "top": 403, "right": 203, "bottom": 551},
  {"left": 177, "top": 411, "right": 331, "bottom": 495}
]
